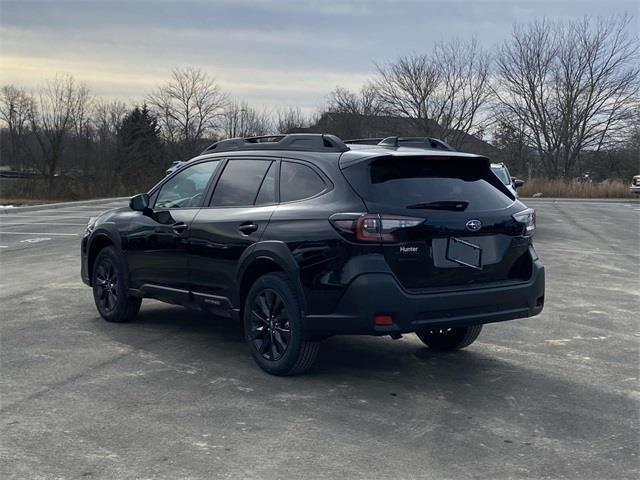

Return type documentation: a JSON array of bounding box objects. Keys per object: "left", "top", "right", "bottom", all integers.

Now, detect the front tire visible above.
[
  {"left": 92, "top": 246, "right": 141, "bottom": 323},
  {"left": 416, "top": 325, "right": 482, "bottom": 351},
  {"left": 243, "top": 272, "right": 319, "bottom": 375}
]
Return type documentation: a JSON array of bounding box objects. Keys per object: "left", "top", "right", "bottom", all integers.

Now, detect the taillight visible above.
[
  {"left": 330, "top": 213, "right": 424, "bottom": 242},
  {"left": 512, "top": 208, "right": 535, "bottom": 235}
]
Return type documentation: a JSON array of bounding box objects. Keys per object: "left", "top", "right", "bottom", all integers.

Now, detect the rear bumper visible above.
[{"left": 305, "top": 259, "right": 545, "bottom": 335}]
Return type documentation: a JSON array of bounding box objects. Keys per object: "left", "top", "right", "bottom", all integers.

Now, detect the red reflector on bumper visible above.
[{"left": 375, "top": 314, "right": 394, "bottom": 326}]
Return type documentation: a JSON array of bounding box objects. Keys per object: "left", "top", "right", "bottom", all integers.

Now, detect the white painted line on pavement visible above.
[
  {"left": 20, "top": 237, "right": 51, "bottom": 244},
  {"left": 4, "top": 208, "right": 109, "bottom": 213},
  {"left": 6, "top": 211, "right": 103, "bottom": 215},
  {"left": 0, "top": 215, "right": 92, "bottom": 219},
  {"left": 0, "top": 222, "right": 86, "bottom": 226},
  {"left": 0, "top": 232, "right": 78, "bottom": 236},
  {"left": 0, "top": 246, "right": 7, "bottom": 248}
]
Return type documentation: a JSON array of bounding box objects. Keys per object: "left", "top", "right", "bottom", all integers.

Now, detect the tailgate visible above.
[{"left": 341, "top": 154, "right": 533, "bottom": 290}]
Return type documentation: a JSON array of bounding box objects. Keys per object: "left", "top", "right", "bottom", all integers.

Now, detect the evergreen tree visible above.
[
  {"left": 116, "top": 105, "right": 164, "bottom": 190},
  {"left": 492, "top": 119, "right": 534, "bottom": 179}
]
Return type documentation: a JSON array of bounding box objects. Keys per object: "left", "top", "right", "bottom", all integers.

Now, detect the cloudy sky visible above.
[{"left": 1, "top": 0, "right": 637, "bottom": 111}]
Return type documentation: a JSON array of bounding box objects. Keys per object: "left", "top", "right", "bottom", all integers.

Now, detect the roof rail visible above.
[
  {"left": 378, "top": 136, "right": 455, "bottom": 152},
  {"left": 202, "top": 134, "right": 349, "bottom": 154},
  {"left": 343, "top": 138, "right": 384, "bottom": 145}
]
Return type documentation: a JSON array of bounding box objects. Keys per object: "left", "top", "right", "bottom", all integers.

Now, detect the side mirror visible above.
[
  {"left": 513, "top": 179, "right": 525, "bottom": 189},
  {"left": 129, "top": 193, "right": 150, "bottom": 211}
]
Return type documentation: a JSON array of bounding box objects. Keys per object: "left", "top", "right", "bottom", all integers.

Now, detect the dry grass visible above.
[{"left": 519, "top": 178, "right": 636, "bottom": 198}]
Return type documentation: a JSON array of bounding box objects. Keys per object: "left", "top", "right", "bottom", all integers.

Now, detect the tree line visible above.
[
  {"left": 326, "top": 15, "right": 639, "bottom": 180},
  {"left": 1, "top": 15, "right": 638, "bottom": 200},
  {"left": 0, "top": 68, "right": 313, "bottom": 197}
]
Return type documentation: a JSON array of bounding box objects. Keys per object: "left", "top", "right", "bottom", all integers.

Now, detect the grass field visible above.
[{"left": 518, "top": 178, "right": 636, "bottom": 198}]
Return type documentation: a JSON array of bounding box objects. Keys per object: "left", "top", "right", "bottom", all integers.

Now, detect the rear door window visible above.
[
  {"left": 343, "top": 156, "right": 514, "bottom": 212},
  {"left": 280, "top": 161, "right": 326, "bottom": 202},
  {"left": 210, "top": 159, "right": 272, "bottom": 207}
]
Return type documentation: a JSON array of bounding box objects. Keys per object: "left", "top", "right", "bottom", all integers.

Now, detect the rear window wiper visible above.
[{"left": 405, "top": 201, "right": 469, "bottom": 211}]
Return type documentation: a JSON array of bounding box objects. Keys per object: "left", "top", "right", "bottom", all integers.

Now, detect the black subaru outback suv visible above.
[{"left": 81, "top": 134, "right": 544, "bottom": 375}]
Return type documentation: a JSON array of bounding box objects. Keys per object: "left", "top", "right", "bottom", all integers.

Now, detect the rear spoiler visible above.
[{"left": 340, "top": 152, "right": 490, "bottom": 169}]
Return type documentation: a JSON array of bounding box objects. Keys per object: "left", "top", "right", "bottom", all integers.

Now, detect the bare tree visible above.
[
  {"left": 373, "top": 54, "right": 440, "bottom": 135},
  {"left": 373, "top": 38, "right": 492, "bottom": 148},
  {"left": 274, "top": 106, "right": 312, "bottom": 133},
  {"left": 69, "top": 84, "right": 93, "bottom": 175},
  {"left": 221, "top": 100, "right": 272, "bottom": 138},
  {"left": 147, "top": 67, "right": 228, "bottom": 145},
  {"left": 0, "top": 85, "right": 35, "bottom": 170},
  {"left": 327, "top": 83, "right": 385, "bottom": 116},
  {"left": 93, "top": 100, "right": 128, "bottom": 182},
  {"left": 431, "top": 37, "right": 492, "bottom": 147},
  {"left": 494, "top": 15, "right": 640, "bottom": 178},
  {"left": 93, "top": 99, "right": 128, "bottom": 141},
  {"left": 325, "top": 83, "right": 389, "bottom": 139},
  {"left": 70, "top": 84, "right": 93, "bottom": 139},
  {"left": 29, "top": 74, "right": 93, "bottom": 186}
]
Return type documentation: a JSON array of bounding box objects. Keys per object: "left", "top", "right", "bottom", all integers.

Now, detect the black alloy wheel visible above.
[
  {"left": 250, "top": 289, "right": 291, "bottom": 361},
  {"left": 94, "top": 257, "right": 119, "bottom": 313},
  {"left": 243, "top": 272, "right": 319, "bottom": 375},
  {"left": 91, "top": 246, "right": 141, "bottom": 323}
]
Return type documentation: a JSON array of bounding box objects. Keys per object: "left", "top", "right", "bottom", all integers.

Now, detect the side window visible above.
[
  {"left": 155, "top": 160, "right": 220, "bottom": 209},
  {"left": 254, "top": 161, "right": 276, "bottom": 206},
  {"left": 280, "top": 161, "right": 326, "bottom": 203},
  {"left": 210, "top": 159, "right": 271, "bottom": 207}
]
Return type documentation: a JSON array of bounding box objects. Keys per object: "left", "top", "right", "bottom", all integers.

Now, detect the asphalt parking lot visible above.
[{"left": 1, "top": 198, "right": 638, "bottom": 479}]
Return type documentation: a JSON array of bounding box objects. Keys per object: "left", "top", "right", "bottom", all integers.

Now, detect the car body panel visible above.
[
  {"left": 305, "top": 256, "right": 544, "bottom": 335},
  {"left": 188, "top": 204, "right": 277, "bottom": 304},
  {"left": 123, "top": 208, "right": 198, "bottom": 293}
]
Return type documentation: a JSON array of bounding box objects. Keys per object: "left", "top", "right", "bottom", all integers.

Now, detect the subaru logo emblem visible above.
[{"left": 466, "top": 219, "right": 482, "bottom": 232}]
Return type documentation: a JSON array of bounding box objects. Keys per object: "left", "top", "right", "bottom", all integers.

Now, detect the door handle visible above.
[
  {"left": 172, "top": 222, "right": 189, "bottom": 234},
  {"left": 238, "top": 223, "right": 259, "bottom": 235}
]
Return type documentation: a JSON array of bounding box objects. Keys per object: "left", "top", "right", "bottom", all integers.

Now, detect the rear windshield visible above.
[{"left": 343, "top": 156, "right": 514, "bottom": 211}]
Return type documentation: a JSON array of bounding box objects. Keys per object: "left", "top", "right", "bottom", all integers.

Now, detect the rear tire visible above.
[
  {"left": 92, "top": 246, "right": 141, "bottom": 323},
  {"left": 243, "top": 272, "right": 319, "bottom": 375},
  {"left": 416, "top": 324, "right": 482, "bottom": 351}
]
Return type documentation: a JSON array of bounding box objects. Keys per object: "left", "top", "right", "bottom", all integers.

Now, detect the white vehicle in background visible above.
[
  {"left": 491, "top": 163, "right": 525, "bottom": 198},
  {"left": 630, "top": 175, "right": 640, "bottom": 194}
]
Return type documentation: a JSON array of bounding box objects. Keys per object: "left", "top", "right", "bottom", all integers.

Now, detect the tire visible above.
[
  {"left": 243, "top": 272, "right": 319, "bottom": 376},
  {"left": 415, "top": 324, "right": 482, "bottom": 351},
  {"left": 92, "top": 246, "right": 141, "bottom": 323}
]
